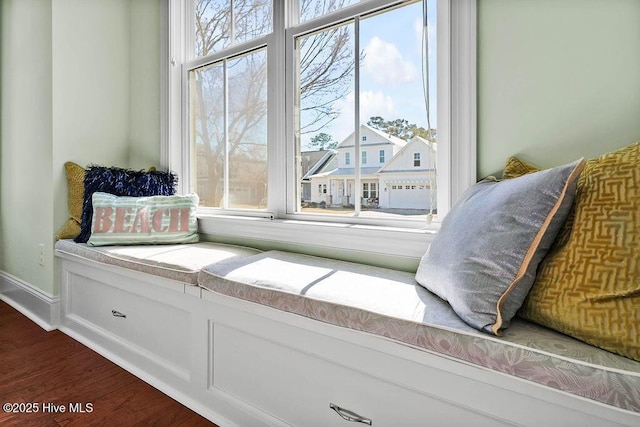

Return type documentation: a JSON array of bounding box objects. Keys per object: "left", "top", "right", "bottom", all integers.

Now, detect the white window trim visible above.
[{"left": 160, "top": 0, "right": 476, "bottom": 264}]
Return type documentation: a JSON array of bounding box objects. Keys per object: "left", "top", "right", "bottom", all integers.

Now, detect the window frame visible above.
[{"left": 161, "top": 0, "right": 476, "bottom": 263}]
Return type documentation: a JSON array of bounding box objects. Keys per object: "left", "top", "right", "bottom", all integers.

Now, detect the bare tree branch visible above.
[{"left": 193, "top": 0, "right": 355, "bottom": 206}]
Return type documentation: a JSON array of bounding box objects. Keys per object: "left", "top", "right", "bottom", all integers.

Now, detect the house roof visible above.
[
  {"left": 368, "top": 125, "right": 409, "bottom": 147},
  {"left": 301, "top": 150, "right": 331, "bottom": 175},
  {"left": 309, "top": 167, "right": 381, "bottom": 179},
  {"left": 336, "top": 124, "right": 407, "bottom": 149},
  {"left": 301, "top": 150, "right": 336, "bottom": 181},
  {"left": 377, "top": 136, "right": 436, "bottom": 174}
]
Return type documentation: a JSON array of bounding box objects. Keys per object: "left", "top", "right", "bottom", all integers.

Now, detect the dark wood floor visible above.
[{"left": 0, "top": 301, "right": 216, "bottom": 426}]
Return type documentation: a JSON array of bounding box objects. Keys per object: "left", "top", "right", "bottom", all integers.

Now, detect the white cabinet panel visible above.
[
  {"left": 211, "top": 323, "right": 505, "bottom": 427},
  {"left": 66, "top": 271, "right": 190, "bottom": 377}
]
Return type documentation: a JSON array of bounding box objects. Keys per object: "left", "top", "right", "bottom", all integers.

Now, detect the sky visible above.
[{"left": 301, "top": 0, "right": 437, "bottom": 150}]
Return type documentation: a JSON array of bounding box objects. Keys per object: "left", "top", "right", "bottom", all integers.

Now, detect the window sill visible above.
[{"left": 197, "top": 213, "right": 437, "bottom": 272}]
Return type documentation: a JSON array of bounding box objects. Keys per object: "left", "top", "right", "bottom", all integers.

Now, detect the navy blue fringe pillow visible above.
[{"left": 75, "top": 166, "right": 177, "bottom": 243}]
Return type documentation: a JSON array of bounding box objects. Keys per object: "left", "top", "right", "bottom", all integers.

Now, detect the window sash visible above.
[
  {"left": 289, "top": 0, "right": 433, "bottom": 223},
  {"left": 189, "top": 48, "right": 269, "bottom": 210}
]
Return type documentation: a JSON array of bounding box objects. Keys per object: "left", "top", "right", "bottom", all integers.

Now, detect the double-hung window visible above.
[
  {"left": 188, "top": 0, "right": 271, "bottom": 210},
  {"left": 164, "top": 0, "right": 476, "bottom": 262}
]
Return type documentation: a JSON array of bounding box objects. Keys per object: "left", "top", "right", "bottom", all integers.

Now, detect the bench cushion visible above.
[
  {"left": 55, "top": 240, "right": 261, "bottom": 284},
  {"left": 198, "top": 250, "right": 640, "bottom": 413}
]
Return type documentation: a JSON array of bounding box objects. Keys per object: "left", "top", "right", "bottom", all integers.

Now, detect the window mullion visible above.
[
  {"left": 289, "top": 0, "right": 299, "bottom": 25},
  {"left": 285, "top": 0, "right": 305, "bottom": 217},
  {"left": 223, "top": 59, "right": 230, "bottom": 209},
  {"left": 437, "top": 0, "right": 477, "bottom": 217},
  {"left": 267, "top": 1, "right": 291, "bottom": 217},
  {"left": 353, "top": 16, "right": 361, "bottom": 216}
]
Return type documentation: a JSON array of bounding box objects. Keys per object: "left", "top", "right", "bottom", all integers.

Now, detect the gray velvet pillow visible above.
[{"left": 415, "top": 159, "right": 585, "bottom": 335}]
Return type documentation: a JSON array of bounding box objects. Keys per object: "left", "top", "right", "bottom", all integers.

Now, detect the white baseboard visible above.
[{"left": 0, "top": 270, "right": 60, "bottom": 331}]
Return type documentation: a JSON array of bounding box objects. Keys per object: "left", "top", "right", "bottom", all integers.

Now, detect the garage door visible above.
[{"left": 389, "top": 184, "right": 431, "bottom": 209}]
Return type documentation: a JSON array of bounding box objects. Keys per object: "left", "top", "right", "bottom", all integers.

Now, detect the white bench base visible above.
[{"left": 56, "top": 250, "right": 640, "bottom": 426}]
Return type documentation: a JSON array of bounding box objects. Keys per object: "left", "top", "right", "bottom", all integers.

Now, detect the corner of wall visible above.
[{"left": 128, "top": 0, "right": 162, "bottom": 170}]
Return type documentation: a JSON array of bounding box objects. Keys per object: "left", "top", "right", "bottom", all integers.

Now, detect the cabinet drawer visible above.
[
  {"left": 211, "top": 324, "right": 503, "bottom": 427},
  {"left": 66, "top": 271, "right": 190, "bottom": 375}
]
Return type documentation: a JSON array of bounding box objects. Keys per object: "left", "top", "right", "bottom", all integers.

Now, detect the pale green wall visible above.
[
  {"left": 129, "top": 0, "right": 161, "bottom": 170},
  {"left": 478, "top": 0, "right": 640, "bottom": 178},
  {"left": 52, "top": 0, "right": 132, "bottom": 262},
  {"left": 0, "top": 0, "right": 161, "bottom": 296},
  {"left": 0, "top": 0, "right": 55, "bottom": 295}
]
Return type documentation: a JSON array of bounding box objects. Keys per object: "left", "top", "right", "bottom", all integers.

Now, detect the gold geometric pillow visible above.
[
  {"left": 518, "top": 142, "right": 640, "bottom": 361},
  {"left": 503, "top": 156, "right": 540, "bottom": 179},
  {"left": 55, "top": 161, "right": 86, "bottom": 240}
]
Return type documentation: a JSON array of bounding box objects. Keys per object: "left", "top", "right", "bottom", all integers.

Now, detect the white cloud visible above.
[
  {"left": 329, "top": 90, "right": 397, "bottom": 143},
  {"left": 360, "top": 90, "right": 397, "bottom": 122},
  {"left": 363, "top": 37, "right": 418, "bottom": 86}
]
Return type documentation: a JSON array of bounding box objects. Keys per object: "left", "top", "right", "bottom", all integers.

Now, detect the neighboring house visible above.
[
  {"left": 378, "top": 136, "right": 437, "bottom": 210},
  {"left": 308, "top": 125, "right": 437, "bottom": 210},
  {"left": 300, "top": 149, "right": 334, "bottom": 202}
]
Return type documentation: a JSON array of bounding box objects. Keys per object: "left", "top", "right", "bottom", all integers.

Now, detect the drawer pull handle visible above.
[
  {"left": 111, "top": 310, "right": 127, "bottom": 318},
  {"left": 329, "top": 403, "right": 372, "bottom": 425}
]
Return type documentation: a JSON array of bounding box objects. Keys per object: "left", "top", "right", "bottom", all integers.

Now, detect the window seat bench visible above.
[{"left": 55, "top": 240, "right": 640, "bottom": 426}]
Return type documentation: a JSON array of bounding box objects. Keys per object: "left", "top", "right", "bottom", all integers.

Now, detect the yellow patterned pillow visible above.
[
  {"left": 55, "top": 162, "right": 85, "bottom": 240},
  {"left": 519, "top": 142, "right": 640, "bottom": 361},
  {"left": 55, "top": 163, "right": 160, "bottom": 240},
  {"left": 503, "top": 156, "right": 540, "bottom": 179}
]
